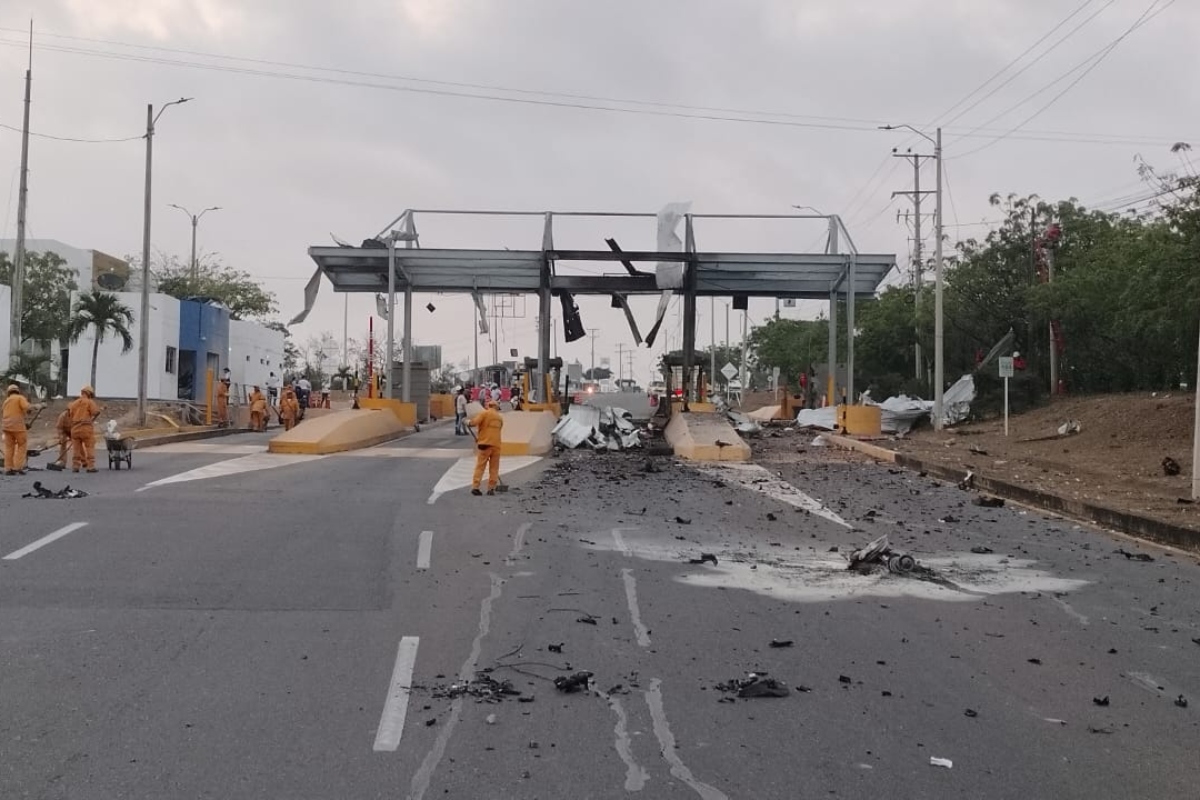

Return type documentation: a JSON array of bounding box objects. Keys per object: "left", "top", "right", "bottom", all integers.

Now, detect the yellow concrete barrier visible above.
[
  {"left": 664, "top": 412, "right": 751, "bottom": 462},
  {"left": 836, "top": 404, "right": 883, "bottom": 436},
  {"left": 357, "top": 398, "right": 417, "bottom": 427},
  {"left": 268, "top": 409, "right": 409, "bottom": 455},
  {"left": 497, "top": 410, "right": 556, "bottom": 456},
  {"left": 429, "top": 394, "right": 455, "bottom": 420}
]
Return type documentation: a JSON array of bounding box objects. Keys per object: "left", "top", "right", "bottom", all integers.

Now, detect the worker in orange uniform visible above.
[
  {"left": 49, "top": 408, "right": 73, "bottom": 470},
  {"left": 279, "top": 385, "right": 300, "bottom": 431},
  {"left": 3, "top": 384, "right": 42, "bottom": 475},
  {"left": 216, "top": 377, "right": 230, "bottom": 427},
  {"left": 249, "top": 385, "right": 268, "bottom": 432},
  {"left": 68, "top": 385, "right": 101, "bottom": 473},
  {"left": 469, "top": 399, "right": 504, "bottom": 496}
]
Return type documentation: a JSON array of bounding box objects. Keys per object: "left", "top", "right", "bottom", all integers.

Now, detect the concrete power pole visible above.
[
  {"left": 9, "top": 33, "right": 31, "bottom": 361},
  {"left": 616, "top": 342, "right": 624, "bottom": 382},
  {"left": 892, "top": 149, "right": 934, "bottom": 383},
  {"left": 588, "top": 328, "right": 599, "bottom": 376}
]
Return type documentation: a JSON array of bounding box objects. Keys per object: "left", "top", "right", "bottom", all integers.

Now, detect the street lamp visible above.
[
  {"left": 168, "top": 203, "right": 221, "bottom": 283},
  {"left": 137, "top": 97, "right": 191, "bottom": 427},
  {"left": 881, "top": 123, "right": 943, "bottom": 429}
]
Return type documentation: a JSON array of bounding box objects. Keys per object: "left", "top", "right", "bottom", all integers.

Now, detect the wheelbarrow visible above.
[{"left": 105, "top": 435, "right": 135, "bottom": 470}]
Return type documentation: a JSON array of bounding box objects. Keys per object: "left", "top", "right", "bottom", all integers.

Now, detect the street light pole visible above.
[
  {"left": 168, "top": 204, "right": 221, "bottom": 284},
  {"left": 881, "top": 124, "right": 944, "bottom": 428},
  {"left": 137, "top": 97, "right": 191, "bottom": 427}
]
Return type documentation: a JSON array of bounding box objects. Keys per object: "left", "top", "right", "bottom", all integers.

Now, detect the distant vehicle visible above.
[
  {"left": 572, "top": 381, "right": 601, "bottom": 404},
  {"left": 648, "top": 380, "right": 666, "bottom": 397}
]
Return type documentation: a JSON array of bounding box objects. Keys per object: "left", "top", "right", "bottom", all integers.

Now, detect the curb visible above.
[
  {"left": 122, "top": 426, "right": 258, "bottom": 449},
  {"left": 826, "top": 434, "right": 1200, "bottom": 554}
]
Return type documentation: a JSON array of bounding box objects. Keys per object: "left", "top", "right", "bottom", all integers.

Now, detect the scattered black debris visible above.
[
  {"left": 964, "top": 709, "right": 978, "bottom": 718},
  {"left": 1108, "top": 648, "right": 1119, "bottom": 654},
  {"left": 547, "top": 643, "right": 563, "bottom": 654},
  {"left": 1093, "top": 696, "right": 1110, "bottom": 707},
  {"left": 1028, "top": 658, "right": 1043, "bottom": 665},
  {"left": 1088, "top": 726, "right": 1114, "bottom": 735},
  {"left": 972, "top": 495, "right": 1005, "bottom": 508},
  {"left": 1175, "top": 695, "right": 1189, "bottom": 709},
  {"left": 21, "top": 481, "right": 88, "bottom": 500},
  {"left": 769, "top": 639, "right": 794, "bottom": 649},
  {"left": 828, "top": 546, "right": 840, "bottom": 553},
  {"left": 577, "top": 616, "right": 598, "bottom": 625},
  {"left": 1115, "top": 548, "right": 1154, "bottom": 562},
  {"left": 1177, "top": 497, "right": 1195, "bottom": 505},
  {"left": 688, "top": 553, "right": 719, "bottom": 566},
  {"left": 881, "top": 690, "right": 893, "bottom": 697},
  {"left": 641, "top": 460, "right": 662, "bottom": 474},
  {"left": 1191, "top": 638, "right": 1200, "bottom": 647},
  {"left": 838, "top": 675, "right": 852, "bottom": 685},
  {"left": 969, "top": 446, "right": 989, "bottom": 456},
  {"left": 970, "top": 546, "right": 995, "bottom": 554},
  {"left": 1162, "top": 456, "right": 1181, "bottom": 476},
  {"left": 674, "top": 516, "right": 692, "bottom": 525},
  {"left": 940, "top": 515, "right": 960, "bottom": 524},
  {"left": 847, "top": 534, "right": 916, "bottom": 575},
  {"left": 425, "top": 718, "right": 436, "bottom": 727},
  {"left": 766, "top": 512, "right": 778, "bottom": 522},
  {"left": 674, "top": 535, "right": 687, "bottom": 541},
  {"left": 717, "top": 673, "right": 791, "bottom": 698},
  {"left": 958, "top": 471, "right": 975, "bottom": 490},
  {"left": 554, "top": 672, "right": 593, "bottom": 693},
  {"left": 431, "top": 673, "right": 523, "bottom": 702}
]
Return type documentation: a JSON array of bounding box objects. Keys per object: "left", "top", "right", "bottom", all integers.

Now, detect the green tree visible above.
[
  {"left": 747, "top": 317, "right": 837, "bottom": 389},
  {"left": 0, "top": 350, "right": 53, "bottom": 397},
  {"left": 140, "top": 253, "right": 278, "bottom": 320},
  {"left": 584, "top": 367, "right": 612, "bottom": 380},
  {"left": 0, "top": 250, "right": 79, "bottom": 346},
  {"left": 67, "top": 291, "right": 135, "bottom": 393}
]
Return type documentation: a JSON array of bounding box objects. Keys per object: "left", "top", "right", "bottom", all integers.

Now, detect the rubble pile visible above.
[
  {"left": 430, "top": 671, "right": 524, "bottom": 703},
  {"left": 552, "top": 405, "right": 647, "bottom": 451}
]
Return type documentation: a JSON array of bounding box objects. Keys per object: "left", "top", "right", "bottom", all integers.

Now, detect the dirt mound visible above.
[{"left": 892, "top": 391, "right": 1200, "bottom": 531}]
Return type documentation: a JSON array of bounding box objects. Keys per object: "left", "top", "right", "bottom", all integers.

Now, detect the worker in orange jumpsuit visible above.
[
  {"left": 68, "top": 385, "right": 101, "bottom": 473},
  {"left": 216, "top": 378, "right": 230, "bottom": 427},
  {"left": 50, "top": 409, "right": 73, "bottom": 470},
  {"left": 279, "top": 386, "right": 300, "bottom": 431},
  {"left": 469, "top": 400, "right": 504, "bottom": 496},
  {"left": 3, "top": 384, "right": 40, "bottom": 475},
  {"left": 249, "top": 385, "right": 268, "bottom": 431}
]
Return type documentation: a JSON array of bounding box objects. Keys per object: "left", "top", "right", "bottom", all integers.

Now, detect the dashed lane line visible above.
[
  {"left": 416, "top": 531, "right": 434, "bottom": 570},
  {"left": 373, "top": 636, "right": 420, "bottom": 752},
  {"left": 4, "top": 522, "right": 89, "bottom": 560}
]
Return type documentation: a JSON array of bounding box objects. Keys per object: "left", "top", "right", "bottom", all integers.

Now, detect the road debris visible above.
[
  {"left": 547, "top": 643, "right": 563, "bottom": 653},
  {"left": 1058, "top": 419, "right": 1082, "bottom": 436},
  {"left": 717, "top": 672, "right": 791, "bottom": 698},
  {"left": 972, "top": 495, "right": 1005, "bottom": 508},
  {"left": 1175, "top": 695, "right": 1189, "bottom": 708},
  {"left": 674, "top": 516, "right": 692, "bottom": 525},
  {"left": 847, "top": 534, "right": 916, "bottom": 575},
  {"left": 970, "top": 546, "right": 995, "bottom": 554},
  {"left": 1115, "top": 548, "right": 1154, "bottom": 562},
  {"left": 964, "top": 709, "right": 978, "bottom": 718},
  {"left": 929, "top": 757, "right": 953, "bottom": 769},
  {"left": 431, "top": 673, "right": 524, "bottom": 702},
  {"left": 21, "top": 481, "right": 88, "bottom": 499},
  {"left": 1093, "top": 696, "right": 1110, "bottom": 707},
  {"left": 958, "top": 471, "right": 976, "bottom": 490},
  {"left": 552, "top": 405, "right": 646, "bottom": 451},
  {"left": 687, "top": 553, "right": 718, "bottom": 566},
  {"left": 769, "top": 639, "right": 794, "bottom": 648},
  {"left": 554, "top": 671, "right": 594, "bottom": 693},
  {"left": 577, "top": 615, "right": 598, "bottom": 625},
  {"left": 1162, "top": 456, "right": 1181, "bottom": 476}
]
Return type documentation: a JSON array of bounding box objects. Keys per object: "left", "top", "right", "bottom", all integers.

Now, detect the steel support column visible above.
[
  {"left": 681, "top": 215, "right": 697, "bottom": 408},
  {"left": 386, "top": 237, "right": 396, "bottom": 400},
  {"left": 846, "top": 254, "right": 856, "bottom": 405},
  {"left": 827, "top": 217, "right": 839, "bottom": 406},
  {"left": 538, "top": 213, "right": 554, "bottom": 402},
  {"left": 401, "top": 212, "right": 415, "bottom": 404}
]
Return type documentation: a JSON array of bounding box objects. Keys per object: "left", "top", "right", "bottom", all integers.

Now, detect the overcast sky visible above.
[{"left": 1, "top": 0, "right": 1196, "bottom": 384}]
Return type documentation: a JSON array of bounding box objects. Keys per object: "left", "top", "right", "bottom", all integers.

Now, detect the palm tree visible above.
[{"left": 67, "top": 291, "right": 135, "bottom": 393}]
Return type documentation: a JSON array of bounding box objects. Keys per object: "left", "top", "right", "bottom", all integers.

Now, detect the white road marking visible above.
[
  {"left": 426, "top": 456, "right": 542, "bottom": 504},
  {"left": 416, "top": 531, "right": 434, "bottom": 570},
  {"left": 140, "top": 443, "right": 268, "bottom": 455},
  {"left": 612, "top": 528, "right": 631, "bottom": 556},
  {"left": 373, "top": 636, "right": 420, "bottom": 752},
  {"left": 139, "top": 452, "right": 326, "bottom": 490},
  {"left": 601, "top": 691, "right": 650, "bottom": 792},
  {"left": 697, "top": 463, "right": 851, "bottom": 528},
  {"left": 408, "top": 575, "right": 504, "bottom": 799},
  {"left": 506, "top": 522, "right": 531, "bottom": 564},
  {"left": 141, "top": 442, "right": 464, "bottom": 459},
  {"left": 621, "top": 568, "right": 652, "bottom": 648},
  {"left": 4, "top": 522, "right": 89, "bottom": 560},
  {"left": 331, "top": 447, "right": 464, "bottom": 460},
  {"left": 645, "top": 679, "right": 728, "bottom": 800}
]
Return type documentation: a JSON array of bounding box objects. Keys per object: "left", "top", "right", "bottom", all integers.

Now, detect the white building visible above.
[
  {"left": 0, "top": 239, "right": 135, "bottom": 293},
  {"left": 66, "top": 291, "right": 180, "bottom": 400},
  {"left": 0, "top": 284, "right": 10, "bottom": 372},
  {"left": 229, "top": 319, "right": 285, "bottom": 397}
]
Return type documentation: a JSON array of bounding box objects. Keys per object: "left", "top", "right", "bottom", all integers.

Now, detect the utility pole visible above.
[
  {"left": 9, "top": 25, "right": 31, "bottom": 361},
  {"left": 168, "top": 204, "right": 220, "bottom": 284},
  {"left": 588, "top": 328, "right": 599, "bottom": 376},
  {"left": 137, "top": 97, "right": 191, "bottom": 426},
  {"left": 740, "top": 309, "right": 749, "bottom": 388},
  {"left": 710, "top": 297, "right": 716, "bottom": 392},
  {"left": 892, "top": 149, "right": 934, "bottom": 383},
  {"left": 616, "top": 342, "right": 625, "bottom": 382}
]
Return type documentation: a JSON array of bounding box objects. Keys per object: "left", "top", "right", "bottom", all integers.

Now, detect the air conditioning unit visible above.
[{"left": 92, "top": 251, "right": 131, "bottom": 291}]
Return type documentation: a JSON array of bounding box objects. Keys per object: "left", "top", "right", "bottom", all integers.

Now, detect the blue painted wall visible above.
[{"left": 177, "top": 299, "right": 230, "bottom": 401}]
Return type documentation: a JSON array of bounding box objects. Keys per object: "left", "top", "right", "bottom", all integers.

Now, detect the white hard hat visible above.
[{"left": 452, "top": 385, "right": 462, "bottom": 393}]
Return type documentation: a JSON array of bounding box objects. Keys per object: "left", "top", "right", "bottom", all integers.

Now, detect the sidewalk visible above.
[{"left": 826, "top": 434, "right": 1200, "bottom": 554}]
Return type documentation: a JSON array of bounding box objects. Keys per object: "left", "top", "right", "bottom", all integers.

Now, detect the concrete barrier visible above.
[
  {"left": 664, "top": 412, "right": 751, "bottom": 462},
  {"left": 356, "top": 398, "right": 417, "bottom": 427},
  {"left": 429, "top": 394, "right": 455, "bottom": 420},
  {"left": 268, "top": 409, "right": 409, "bottom": 455},
  {"left": 497, "top": 410, "right": 555, "bottom": 456}
]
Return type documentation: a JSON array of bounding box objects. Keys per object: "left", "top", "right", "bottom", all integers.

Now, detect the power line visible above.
[
  {"left": 0, "top": 120, "right": 142, "bottom": 143},
  {"left": 0, "top": 33, "right": 1190, "bottom": 148},
  {"left": 950, "top": 0, "right": 1176, "bottom": 158}
]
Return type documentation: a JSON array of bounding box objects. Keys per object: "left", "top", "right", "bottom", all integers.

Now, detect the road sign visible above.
[
  {"left": 721, "top": 362, "right": 738, "bottom": 381},
  {"left": 998, "top": 357, "right": 1014, "bottom": 379}
]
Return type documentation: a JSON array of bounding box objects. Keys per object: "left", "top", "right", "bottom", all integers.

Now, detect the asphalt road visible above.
[{"left": 1, "top": 424, "right": 1197, "bottom": 799}]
